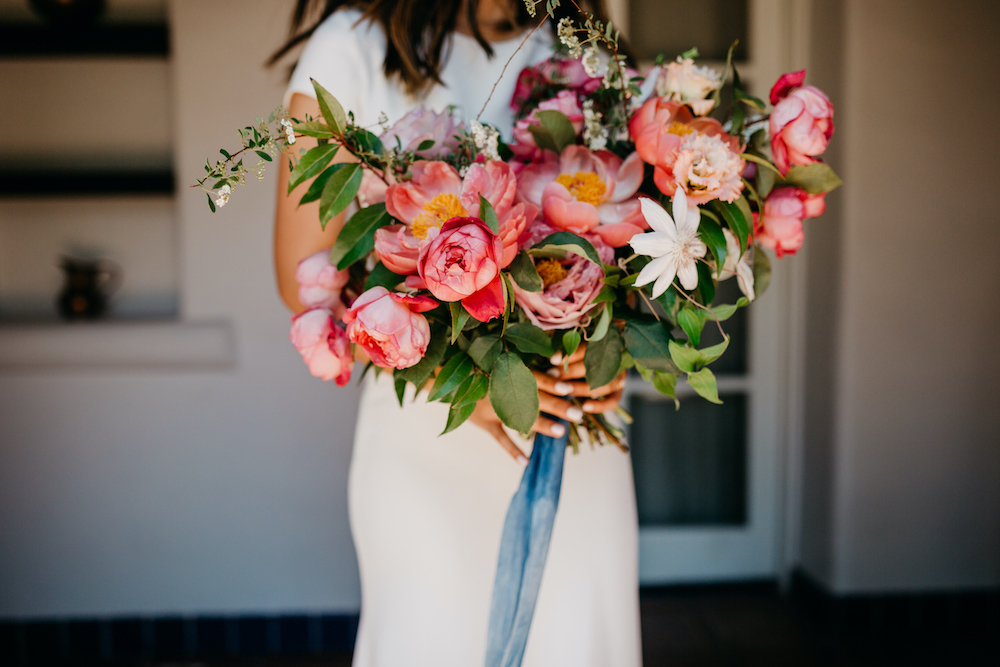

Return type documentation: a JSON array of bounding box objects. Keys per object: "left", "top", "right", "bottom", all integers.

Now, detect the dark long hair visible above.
[{"left": 269, "top": 0, "right": 617, "bottom": 96}]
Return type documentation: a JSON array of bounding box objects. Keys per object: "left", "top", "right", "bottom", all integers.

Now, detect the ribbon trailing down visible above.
[{"left": 483, "top": 421, "right": 567, "bottom": 667}]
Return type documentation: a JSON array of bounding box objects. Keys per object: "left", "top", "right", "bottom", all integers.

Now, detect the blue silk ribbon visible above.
[{"left": 484, "top": 421, "right": 567, "bottom": 667}]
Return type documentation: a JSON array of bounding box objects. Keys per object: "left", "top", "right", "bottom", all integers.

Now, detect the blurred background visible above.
[{"left": 0, "top": 0, "right": 997, "bottom": 664}]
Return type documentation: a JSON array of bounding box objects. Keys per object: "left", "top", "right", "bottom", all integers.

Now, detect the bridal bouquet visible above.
[{"left": 195, "top": 10, "right": 840, "bottom": 452}]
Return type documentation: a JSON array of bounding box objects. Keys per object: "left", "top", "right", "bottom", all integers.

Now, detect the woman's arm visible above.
[{"left": 274, "top": 93, "right": 357, "bottom": 313}]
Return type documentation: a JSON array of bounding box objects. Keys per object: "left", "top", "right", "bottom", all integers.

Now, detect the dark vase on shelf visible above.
[
  {"left": 57, "top": 257, "right": 120, "bottom": 321},
  {"left": 29, "top": 0, "right": 106, "bottom": 27}
]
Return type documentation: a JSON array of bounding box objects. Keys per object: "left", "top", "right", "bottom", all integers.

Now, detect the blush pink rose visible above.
[
  {"left": 517, "top": 145, "right": 647, "bottom": 247},
  {"left": 753, "top": 186, "right": 826, "bottom": 258},
  {"left": 295, "top": 250, "right": 350, "bottom": 317},
  {"left": 289, "top": 309, "right": 353, "bottom": 385},
  {"left": 512, "top": 223, "right": 614, "bottom": 330},
  {"left": 417, "top": 217, "right": 504, "bottom": 322},
  {"left": 769, "top": 70, "right": 834, "bottom": 174},
  {"left": 381, "top": 106, "right": 460, "bottom": 159},
  {"left": 373, "top": 224, "right": 421, "bottom": 275},
  {"left": 343, "top": 287, "right": 438, "bottom": 369},
  {"left": 510, "top": 90, "right": 585, "bottom": 162}
]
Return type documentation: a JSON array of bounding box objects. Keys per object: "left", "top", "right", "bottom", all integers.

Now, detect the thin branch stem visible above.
[{"left": 476, "top": 15, "right": 549, "bottom": 121}]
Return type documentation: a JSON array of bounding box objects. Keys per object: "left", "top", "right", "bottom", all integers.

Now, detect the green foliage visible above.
[
  {"left": 562, "top": 329, "right": 581, "bottom": 357},
  {"left": 652, "top": 371, "right": 680, "bottom": 409},
  {"left": 623, "top": 319, "right": 678, "bottom": 372},
  {"left": 668, "top": 337, "right": 729, "bottom": 373},
  {"left": 508, "top": 252, "right": 543, "bottom": 292},
  {"left": 677, "top": 306, "right": 708, "bottom": 347},
  {"left": 489, "top": 352, "right": 540, "bottom": 434},
  {"left": 328, "top": 203, "right": 391, "bottom": 269},
  {"left": 527, "top": 110, "right": 576, "bottom": 154},
  {"left": 687, "top": 368, "right": 723, "bottom": 404},
  {"left": 698, "top": 216, "right": 727, "bottom": 277},
  {"left": 450, "top": 302, "right": 472, "bottom": 343},
  {"left": 479, "top": 195, "right": 500, "bottom": 234},
  {"left": 712, "top": 198, "right": 751, "bottom": 253},
  {"left": 299, "top": 163, "right": 343, "bottom": 205},
  {"left": 453, "top": 373, "right": 490, "bottom": 408},
  {"left": 442, "top": 402, "right": 477, "bottom": 434},
  {"left": 529, "top": 232, "right": 602, "bottom": 265},
  {"left": 589, "top": 304, "right": 612, "bottom": 342},
  {"left": 311, "top": 79, "right": 348, "bottom": 134},
  {"left": 292, "top": 121, "right": 334, "bottom": 138},
  {"left": 429, "top": 352, "right": 474, "bottom": 402},
  {"left": 287, "top": 143, "right": 338, "bottom": 194},
  {"left": 584, "top": 325, "right": 624, "bottom": 388},
  {"left": 363, "top": 262, "right": 405, "bottom": 292},
  {"left": 468, "top": 334, "right": 503, "bottom": 372},
  {"left": 505, "top": 323, "right": 555, "bottom": 357},
  {"left": 707, "top": 297, "right": 750, "bottom": 322},
  {"left": 783, "top": 163, "right": 843, "bottom": 195},
  {"left": 754, "top": 249, "right": 772, "bottom": 298},
  {"left": 319, "top": 163, "right": 363, "bottom": 228}
]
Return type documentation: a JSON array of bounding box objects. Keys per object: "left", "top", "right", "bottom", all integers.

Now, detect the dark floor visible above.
[{"left": 124, "top": 585, "right": 998, "bottom": 667}]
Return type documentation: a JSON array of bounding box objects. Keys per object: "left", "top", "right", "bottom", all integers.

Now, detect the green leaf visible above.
[
  {"left": 593, "top": 284, "right": 616, "bottom": 304},
  {"left": 707, "top": 297, "right": 749, "bottom": 322},
  {"left": 320, "top": 162, "right": 363, "bottom": 228},
  {"left": 712, "top": 199, "right": 751, "bottom": 254},
  {"left": 441, "top": 401, "right": 477, "bottom": 434},
  {"left": 698, "top": 216, "right": 727, "bottom": 276},
  {"left": 505, "top": 323, "right": 554, "bottom": 357},
  {"left": 534, "top": 110, "right": 576, "bottom": 152},
  {"left": 364, "top": 262, "right": 405, "bottom": 291},
  {"left": 394, "top": 376, "right": 407, "bottom": 407},
  {"left": 351, "top": 129, "right": 384, "bottom": 155},
  {"left": 311, "top": 79, "right": 348, "bottom": 134},
  {"left": 429, "top": 352, "right": 474, "bottom": 402},
  {"left": 394, "top": 328, "right": 448, "bottom": 388},
  {"left": 416, "top": 139, "right": 435, "bottom": 152},
  {"left": 479, "top": 195, "right": 499, "bottom": 234},
  {"left": 699, "top": 336, "right": 730, "bottom": 365},
  {"left": 652, "top": 371, "right": 680, "bottom": 409},
  {"left": 623, "top": 319, "right": 678, "bottom": 372},
  {"left": 299, "top": 163, "right": 344, "bottom": 205},
  {"left": 206, "top": 192, "right": 216, "bottom": 213},
  {"left": 677, "top": 307, "right": 707, "bottom": 347},
  {"left": 711, "top": 40, "right": 738, "bottom": 108},
  {"left": 292, "top": 121, "right": 334, "bottom": 138},
  {"left": 329, "top": 203, "right": 392, "bottom": 269},
  {"left": 489, "top": 352, "right": 540, "bottom": 434},
  {"left": 584, "top": 325, "right": 624, "bottom": 389},
  {"left": 508, "top": 252, "right": 543, "bottom": 292},
  {"left": 450, "top": 302, "right": 472, "bottom": 344},
  {"left": 527, "top": 123, "right": 560, "bottom": 153},
  {"left": 255, "top": 150, "right": 272, "bottom": 162},
  {"left": 783, "top": 163, "right": 843, "bottom": 195},
  {"left": 589, "top": 304, "right": 611, "bottom": 342},
  {"left": 562, "top": 329, "right": 581, "bottom": 357},
  {"left": 687, "top": 368, "right": 723, "bottom": 404},
  {"left": 696, "top": 261, "right": 716, "bottom": 306},
  {"left": 756, "top": 158, "right": 776, "bottom": 198},
  {"left": 754, "top": 248, "right": 772, "bottom": 298},
  {"left": 468, "top": 334, "right": 502, "bottom": 372},
  {"left": 530, "top": 232, "right": 602, "bottom": 265},
  {"left": 741, "top": 152, "right": 784, "bottom": 177},
  {"left": 453, "top": 373, "right": 490, "bottom": 408},
  {"left": 288, "top": 143, "right": 338, "bottom": 194},
  {"left": 668, "top": 340, "right": 701, "bottom": 373},
  {"left": 735, "top": 195, "right": 753, "bottom": 231}
]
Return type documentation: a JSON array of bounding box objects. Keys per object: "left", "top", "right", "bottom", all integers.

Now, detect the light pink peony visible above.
[
  {"left": 517, "top": 145, "right": 646, "bottom": 247},
  {"left": 289, "top": 309, "right": 353, "bottom": 385},
  {"left": 373, "top": 224, "right": 421, "bottom": 275},
  {"left": 384, "top": 160, "right": 535, "bottom": 268},
  {"left": 656, "top": 57, "right": 721, "bottom": 116},
  {"left": 381, "top": 106, "right": 460, "bottom": 159},
  {"left": 512, "top": 223, "right": 614, "bottom": 330},
  {"left": 753, "top": 186, "right": 826, "bottom": 258},
  {"left": 343, "top": 287, "right": 438, "bottom": 369},
  {"left": 417, "top": 217, "right": 504, "bottom": 322},
  {"left": 295, "top": 250, "right": 350, "bottom": 317},
  {"left": 510, "top": 90, "right": 584, "bottom": 162},
  {"left": 357, "top": 169, "right": 391, "bottom": 208},
  {"left": 769, "top": 70, "right": 834, "bottom": 174}
]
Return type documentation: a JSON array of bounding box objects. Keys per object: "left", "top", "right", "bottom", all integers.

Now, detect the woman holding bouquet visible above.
[{"left": 272, "top": 1, "right": 640, "bottom": 665}]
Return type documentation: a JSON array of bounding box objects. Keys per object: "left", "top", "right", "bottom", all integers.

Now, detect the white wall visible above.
[
  {"left": 799, "top": 0, "right": 1000, "bottom": 594},
  {"left": 0, "top": 0, "right": 363, "bottom": 618}
]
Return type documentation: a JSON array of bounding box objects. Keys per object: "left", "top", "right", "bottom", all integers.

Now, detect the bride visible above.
[{"left": 272, "top": 2, "right": 641, "bottom": 664}]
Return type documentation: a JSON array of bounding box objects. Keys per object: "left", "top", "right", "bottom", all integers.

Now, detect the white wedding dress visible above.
[{"left": 286, "top": 10, "right": 641, "bottom": 667}]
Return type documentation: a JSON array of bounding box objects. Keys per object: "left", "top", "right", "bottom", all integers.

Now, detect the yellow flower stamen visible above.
[
  {"left": 535, "top": 258, "right": 569, "bottom": 289},
  {"left": 667, "top": 121, "right": 694, "bottom": 136},
  {"left": 412, "top": 193, "right": 468, "bottom": 239},
  {"left": 554, "top": 171, "right": 607, "bottom": 206}
]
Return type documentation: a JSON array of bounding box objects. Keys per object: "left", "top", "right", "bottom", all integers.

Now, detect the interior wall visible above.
[
  {"left": 800, "top": 0, "right": 1000, "bottom": 593},
  {"left": 0, "top": 0, "right": 363, "bottom": 618}
]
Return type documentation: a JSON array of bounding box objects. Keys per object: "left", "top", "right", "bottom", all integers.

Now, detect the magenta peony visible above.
[
  {"left": 295, "top": 250, "right": 350, "bottom": 317},
  {"left": 289, "top": 308, "right": 353, "bottom": 385},
  {"left": 769, "top": 70, "right": 834, "bottom": 174},
  {"left": 418, "top": 217, "right": 505, "bottom": 322},
  {"left": 343, "top": 287, "right": 437, "bottom": 369}
]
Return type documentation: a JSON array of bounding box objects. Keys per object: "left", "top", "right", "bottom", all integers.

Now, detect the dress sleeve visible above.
[{"left": 284, "top": 9, "right": 371, "bottom": 119}]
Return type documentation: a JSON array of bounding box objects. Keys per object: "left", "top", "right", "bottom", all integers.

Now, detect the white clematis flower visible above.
[
  {"left": 629, "top": 192, "right": 707, "bottom": 297},
  {"left": 715, "top": 227, "right": 756, "bottom": 301}
]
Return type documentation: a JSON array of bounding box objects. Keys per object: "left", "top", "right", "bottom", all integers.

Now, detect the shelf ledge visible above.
[{"left": 0, "top": 321, "right": 235, "bottom": 372}]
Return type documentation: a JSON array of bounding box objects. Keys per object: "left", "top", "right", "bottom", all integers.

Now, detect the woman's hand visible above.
[{"left": 468, "top": 344, "right": 627, "bottom": 464}]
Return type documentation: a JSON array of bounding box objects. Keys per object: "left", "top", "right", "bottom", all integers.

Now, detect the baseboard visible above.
[
  {"left": 0, "top": 613, "right": 359, "bottom": 664},
  {"left": 790, "top": 569, "right": 1000, "bottom": 642}
]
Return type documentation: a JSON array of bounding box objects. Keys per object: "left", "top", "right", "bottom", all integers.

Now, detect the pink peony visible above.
[
  {"left": 381, "top": 106, "right": 460, "bottom": 159},
  {"left": 753, "top": 186, "right": 826, "bottom": 258},
  {"left": 357, "top": 169, "right": 391, "bottom": 208},
  {"left": 517, "top": 145, "right": 646, "bottom": 247},
  {"left": 512, "top": 223, "right": 614, "bottom": 330},
  {"left": 384, "top": 160, "right": 535, "bottom": 269},
  {"left": 629, "top": 97, "right": 745, "bottom": 204},
  {"left": 510, "top": 90, "right": 584, "bottom": 162},
  {"left": 289, "top": 309, "right": 353, "bottom": 385},
  {"left": 769, "top": 70, "right": 834, "bottom": 174},
  {"left": 417, "top": 217, "right": 504, "bottom": 322},
  {"left": 295, "top": 250, "right": 350, "bottom": 317},
  {"left": 343, "top": 287, "right": 438, "bottom": 369},
  {"left": 511, "top": 57, "right": 604, "bottom": 112},
  {"left": 373, "top": 224, "right": 421, "bottom": 275}
]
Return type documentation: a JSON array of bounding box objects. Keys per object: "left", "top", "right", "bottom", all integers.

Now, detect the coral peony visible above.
[
  {"left": 343, "top": 287, "right": 437, "bottom": 369},
  {"left": 289, "top": 309, "right": 353, "bottom": 385},
  {"left": 656, "top": 57, "right": 721, "bottom": 116},
  {"left": 512, "top": 223, "right": 614, "bottom": 330},
  {"left": 510, "top": 90, "right": 584, "bottom": 162},
  {"left": 769, "top": 70, "right": 834, "bottom": 174},
  {"left": 295, "top": 250, "right": 350, "bottom": 317},
  {"left": 417, "top": 217, "right": 505, "bottom": 322},
  {"left": 373, "top": 224, "right": 421, "bottom": 276},
  {"left": 753, "top": 186, "right": 826, "bottom": 258},
  {"left": 381, "top": 106, "right": 460, "bottom": 159},
  {"left": 517, "top": 145, "right": 646, "bottom": 247}
]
